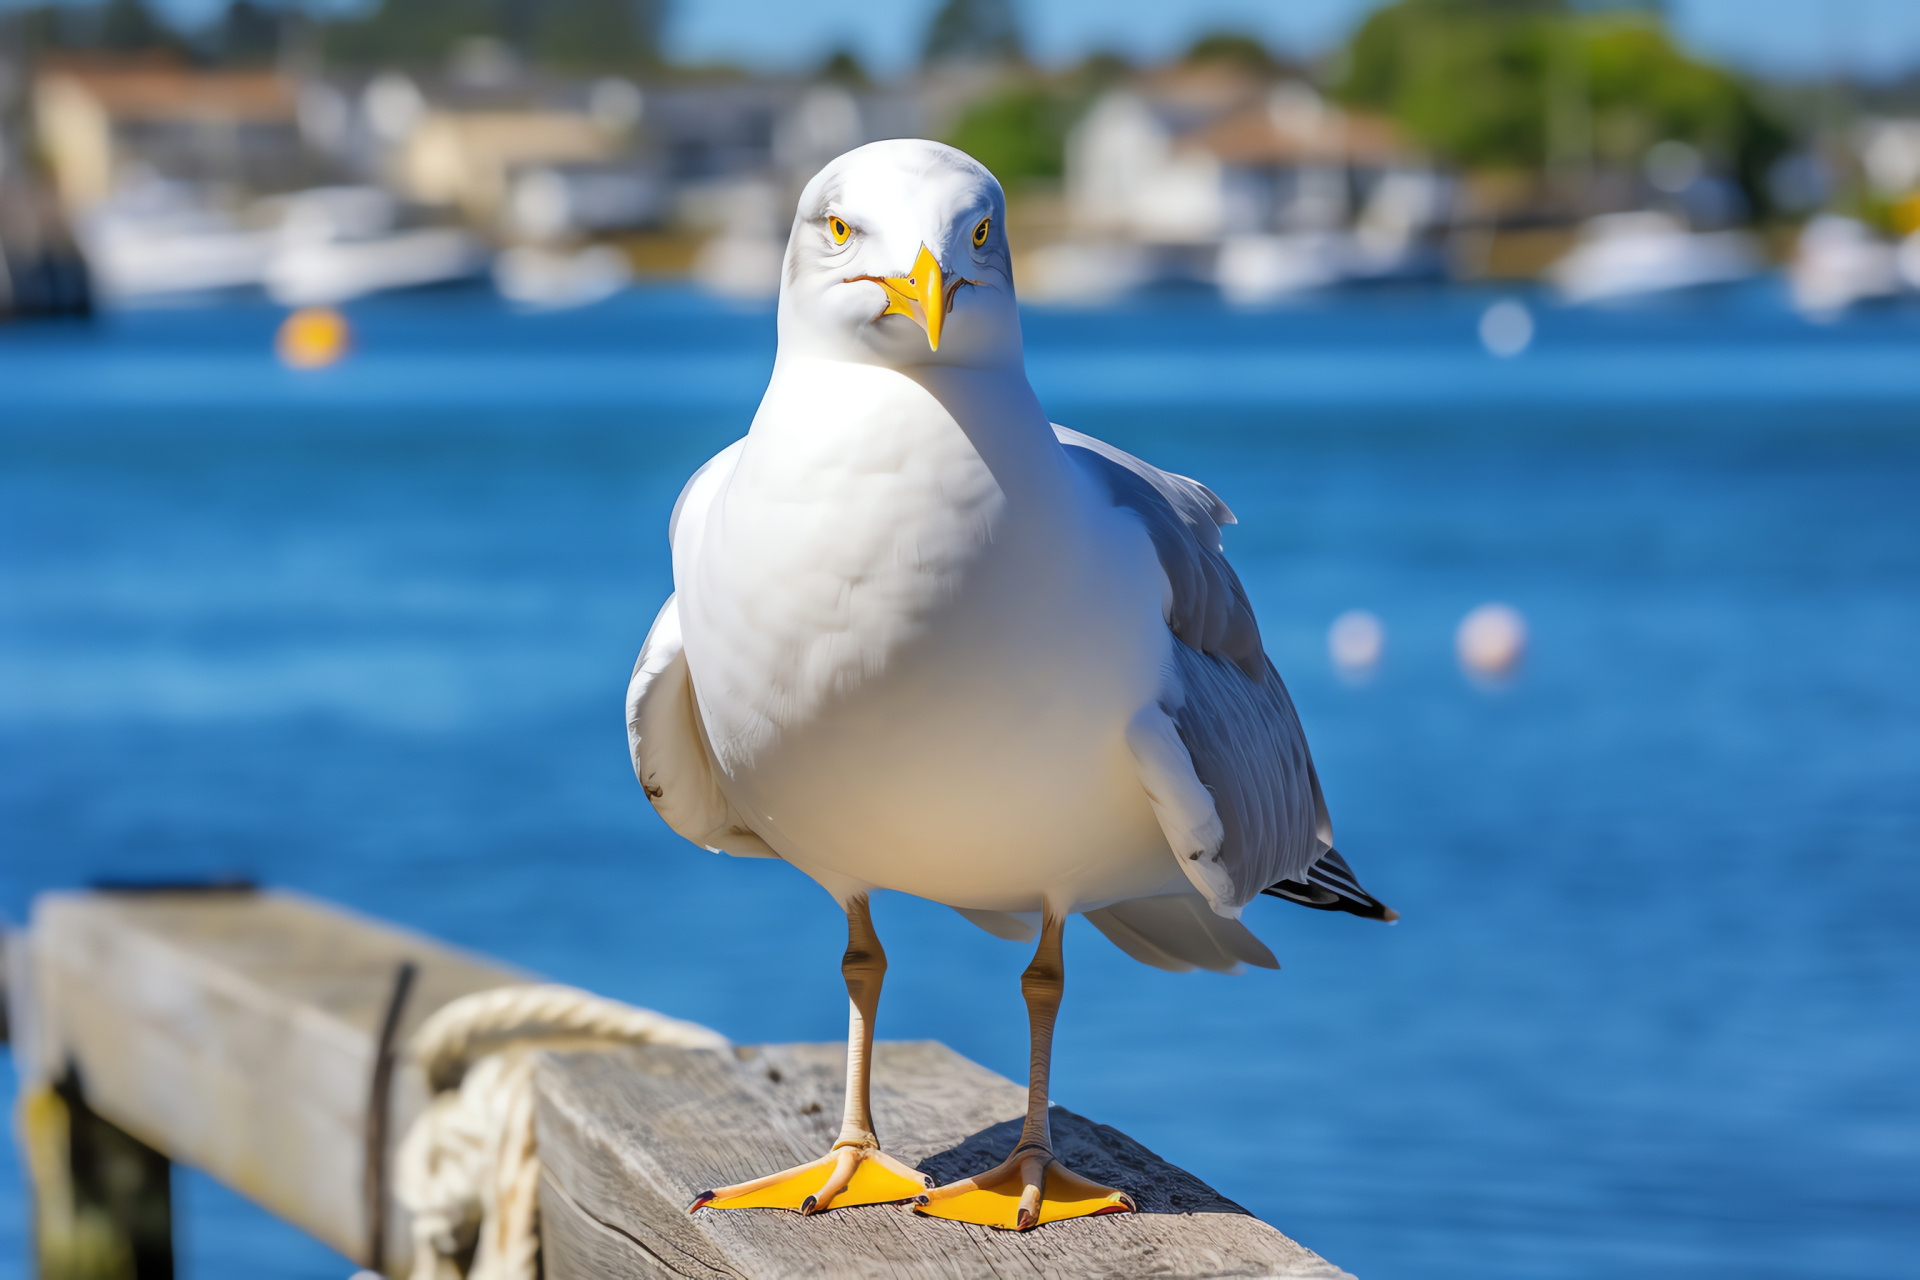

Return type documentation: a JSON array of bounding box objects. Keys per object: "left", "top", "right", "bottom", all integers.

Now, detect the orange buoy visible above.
[{"left": 276, "top": 306, "right": 351, "bottom": 369}]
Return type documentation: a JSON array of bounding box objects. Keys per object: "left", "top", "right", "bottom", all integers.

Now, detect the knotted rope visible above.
[{"left": 393, "top": 983, "right": 729, "bottom": 1280}]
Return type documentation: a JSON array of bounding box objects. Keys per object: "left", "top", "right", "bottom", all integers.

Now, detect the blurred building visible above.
[
  {"left": 1855, "top": 116, "right": 1920, "bottom": 229},
  {"left": 1036, "top": 66, "right": 1451, "bottom": 303},
  {"left": 660, "top": 77, "right": 917, "bottom": 297},
  {"left": 33, "top": 58, "right": 314, "bottom": 210},
  {"left": 342, "top": 64, "right": 916, "bottom": 248},
  {"left": 399, "top": 101, "right": 642, "bottom": 233},
  {"left": 1067, "top": 74, "right": 1431, "bottom": 244},
  {"left": 332, "top": 49, "right": 667, "bottom": 242}
]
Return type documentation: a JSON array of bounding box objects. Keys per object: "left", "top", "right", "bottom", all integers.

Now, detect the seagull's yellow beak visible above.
[{"left": 850, "top": 243, "right": 964, "bottom": 351}]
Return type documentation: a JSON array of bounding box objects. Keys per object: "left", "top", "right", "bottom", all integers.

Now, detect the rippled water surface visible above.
[{"left": 3, "top": 285, "right": 1917, "bottom": 1279}]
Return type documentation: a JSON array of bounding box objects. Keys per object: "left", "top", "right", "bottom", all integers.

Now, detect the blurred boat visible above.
[
  {"left": 1898, "top": 230, "right": 1920, "bottom": 293},
  {"left": 263, "top": 185, "right": 488, "bottom": 306},
  {"left": 80, "top": 186, "right": 279, "bottom": 302},
  {"left": 264, "top": 186, "right": 405, "bottom": 245},
  {"left": 1343, "top": 230, "right": 1448, "bottom": 286},
  {"left": 80, "top": 182, "right": 488, "bottom": 306},
  {"left": 1549, "top": 211, "right": 1759, "bottom": 304},
  {"left": 1017, "top": 241, "right": 1158, "bottom": 306},
  {"left": 1788, "top": 216, "right": 1906, "bottom": 317},
  {"left": 1216, "top": 233, "right": 1346, "bottom": 304},
  {"left": 493, "top": 244, "right": 632, "bottom": 310},
  {"left": 684, "top": 174, "right": 788, "bottom": 302},
  {"left": 690, "top": 231, "right": 784, "bottom": 301},
  {"left": 266, "top": 227, "right": 488, "bottom": 307},
  {"left": 1216, "top": 228, "right": 1444, "bottom": 305}
]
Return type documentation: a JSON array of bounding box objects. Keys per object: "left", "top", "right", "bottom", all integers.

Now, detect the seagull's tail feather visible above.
[
  {"left": 1262, "top": 848, "right": 1398, "bottom": 922},
  {"left": 1084, "top": 894, "right": 1280, "bottom": 973}
]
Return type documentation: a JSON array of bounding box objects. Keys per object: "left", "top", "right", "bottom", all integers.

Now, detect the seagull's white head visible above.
[{"left": 777, "top": 139, "right": 1020, "bottom": 370}]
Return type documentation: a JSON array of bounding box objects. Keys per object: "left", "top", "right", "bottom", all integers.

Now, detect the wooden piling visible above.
[
  {"left": 10, "top": 889, "right": 523, "bottom": 1271},
  {"left": 18, "top": 1070, "right": 174, "bottom": 1280}
]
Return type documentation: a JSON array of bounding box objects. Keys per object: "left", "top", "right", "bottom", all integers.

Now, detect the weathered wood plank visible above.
[
  {"left": 16, "top": 890, "right": 1355, "bottom": 1280},
  {"left": 536, "top": 1042, "right": 1353, "bottom": 1280},
  {"left": 15, "top": 890, "right": 525, "bottom": 1271},
  {"left": 541, "top": 1168, "right": 731, "bottom": 1280}
]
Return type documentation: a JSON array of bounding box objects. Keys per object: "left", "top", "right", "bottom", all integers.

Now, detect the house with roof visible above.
[
  {"left": 1043, "top": 68, "right": 1453, "bottom": 302},
  {"left": 33, "top": 59, "right": 320, "bottom": 210}
]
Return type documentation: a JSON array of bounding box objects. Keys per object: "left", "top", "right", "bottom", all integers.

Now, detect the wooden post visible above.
[
  {"left": 11, "top": 890, "right": 526, "bottom": 1275},
  {"left": 18, "top": 1070, "right": 174, "bottom": 1280}
]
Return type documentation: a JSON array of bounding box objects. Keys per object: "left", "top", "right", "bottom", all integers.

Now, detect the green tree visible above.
[
  {"left": 322, "top": 0, "right": 665, "bottom": 70},
  {"left": 923, "top": 0, "right": 1021, "bottom": 66},
  {"left": 1338, "top": 0, "right": 1786, "bottom": 210},
  {"left": 215, "top": 1, "right": 284, "bottom": 65},
  {"left": 943, "top": 55, "right": 1131, "bottom": 190},
  {"left": 523, "top": 0, "right": 665, "bottom": 69},
  {"left": 1582, "top": 19, "right": 1786, "bottom": 201},
  {"left": 1340, "top": 0, "right": 1567, "bottom": 168},
  {"left": 1183, "top": 31, "right": 1284, "bottom": 75},
  {"left": 946, "top": 87, "right": 1068, "bottom": 186},
  {"left": 816, "top": 48, "right": 871, "bottom": 89},
  {"left": 8, "top": 0, "right": 189, "bottom": 60},
  {"left": 96, "top": 0, "right": 172, "bottom": 51}
]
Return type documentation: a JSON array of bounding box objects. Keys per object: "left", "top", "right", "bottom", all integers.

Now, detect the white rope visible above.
[{"left": 393, "top": 983, "right": 729, "bottom": 1280}]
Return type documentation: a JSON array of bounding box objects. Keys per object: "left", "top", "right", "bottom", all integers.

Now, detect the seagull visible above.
[{"left": 628, "top": 138, "right": 1395, "bottom": 1233}]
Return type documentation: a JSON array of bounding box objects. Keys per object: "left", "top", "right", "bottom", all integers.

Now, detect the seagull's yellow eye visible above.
[
  {"left": 972, "top": 216, "right": 991, "bottom": 248},
  {"left": 829, "top": 216, "right": 850, "bottom": 245}
]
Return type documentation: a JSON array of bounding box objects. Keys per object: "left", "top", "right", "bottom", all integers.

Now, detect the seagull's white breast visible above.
[{"left": 675, "top": 357, "right": 1182, "bottom": 913}]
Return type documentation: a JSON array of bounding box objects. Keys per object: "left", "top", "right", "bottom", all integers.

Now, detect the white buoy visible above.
[
  {"left": 1479, "top": 298, "right": 1534, "bottom": 357},
  {"left": 1456, "top": 603, "right": 1527, "bottom": 681},
  {"left": 1328, "top": 609, "right": 1385, "bottom": 680}
]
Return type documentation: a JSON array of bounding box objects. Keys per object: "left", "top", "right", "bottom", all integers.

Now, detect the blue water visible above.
[{"left": 2, "top": 284, "right": 1917, "bottom": 1280}]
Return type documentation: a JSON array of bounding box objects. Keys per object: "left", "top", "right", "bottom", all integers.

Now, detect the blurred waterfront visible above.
[
  {"left": 8, "top": 0, "right": 1920, "bottom": 320},
  {"left": 2, "top": 282, "right": 1918, "bottom": 1279}
]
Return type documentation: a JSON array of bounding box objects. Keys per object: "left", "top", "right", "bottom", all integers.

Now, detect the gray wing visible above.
[
  {"left": 1056, "top": 424, "right": 1332, "bottom": 912},
  {"left": 1053, "top": 425, "right": 1263, "bottom": 678}
]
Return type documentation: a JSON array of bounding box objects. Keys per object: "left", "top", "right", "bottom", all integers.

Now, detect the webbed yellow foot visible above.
[
  {"left": 913, "top": 1142, "right": 1134, "bottom": 1231},
  {"left": 690, "top": 1140, "right": 930, "bottom": 1216}
]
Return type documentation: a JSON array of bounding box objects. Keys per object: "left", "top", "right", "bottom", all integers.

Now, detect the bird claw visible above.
[
  {"left": 914, "top": 1147, "right": 1133, "bottom": 1231},
  {"left": 690, "top": 1144, "right": 929, "bottom": 1216}
]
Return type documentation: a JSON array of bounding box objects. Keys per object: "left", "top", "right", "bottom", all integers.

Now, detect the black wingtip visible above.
[{"left": 1262, "top": 849, "right": 1396, "bottom": 921}]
